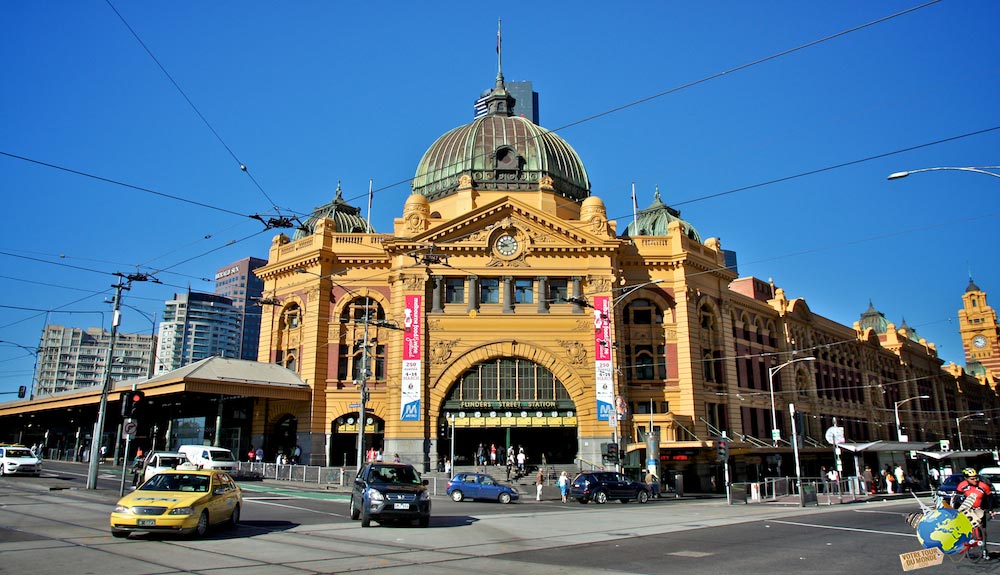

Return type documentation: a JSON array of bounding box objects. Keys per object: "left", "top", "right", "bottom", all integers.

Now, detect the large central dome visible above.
[{"left": 412, "top": 76, "right": 590, "bottom": 202}]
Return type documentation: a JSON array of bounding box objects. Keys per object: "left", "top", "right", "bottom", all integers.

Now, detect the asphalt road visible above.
[{"left": 2, "top": 462, "right": 996, "bottom": 575}]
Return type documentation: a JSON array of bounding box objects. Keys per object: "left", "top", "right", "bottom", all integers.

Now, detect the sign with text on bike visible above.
[
  {"left": 899, "top": 547, "right": 943, "bottom": 571},
  {"left": 824, "top": 425, "right": 845, "bottom": 445}
]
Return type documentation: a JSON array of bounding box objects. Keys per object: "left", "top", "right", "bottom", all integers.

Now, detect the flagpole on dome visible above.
[{"left": 366, "top": 178, "right": 373, "bottom": 232}]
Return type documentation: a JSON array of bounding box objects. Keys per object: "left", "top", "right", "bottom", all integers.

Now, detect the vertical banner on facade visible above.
[
  {"left": 401, "top": 294, "right": 422, "bottom": 420},
  {"left": 594, "top": 295, "right": 614, "bottom": 421}
]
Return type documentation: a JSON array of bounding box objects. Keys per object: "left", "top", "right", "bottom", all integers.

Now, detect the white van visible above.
[
  {"left": 141, "top": 451, "right": 189, "bottom": 483},
  {"left": 176, "top": 445, "right": 237, "bottom": 472}
]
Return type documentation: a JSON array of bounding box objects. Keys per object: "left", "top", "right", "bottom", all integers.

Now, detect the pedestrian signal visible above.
[{"left": 17, "top": 385, "right": 26, "bottom": 398}]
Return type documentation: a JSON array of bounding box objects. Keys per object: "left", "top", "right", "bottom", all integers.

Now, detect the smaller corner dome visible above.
[
  {"left": 404, "top": 193, "right": 429, "bottom": 208},
  {"left": 622, "top": 187, "right": 701, "bottom": 242},
  {"left": 293, "top": 182, "right": 375, "bottom": 240},
  {"left": 858, "top": 300, "right": 889, "bottom": 334},
  {"left": 580, "top": 196, "right": 606, "bottom": 210}
]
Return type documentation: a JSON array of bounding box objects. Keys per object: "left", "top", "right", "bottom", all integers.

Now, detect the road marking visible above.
[
  {"left": 245, "top": 497, "right": 346, "bottom": 517},
  {"left": 771, "top": 519, "right": 916, "bottom": 538},
  {"left": 669, "top": 550, "right": 714, "bottom": 557}
]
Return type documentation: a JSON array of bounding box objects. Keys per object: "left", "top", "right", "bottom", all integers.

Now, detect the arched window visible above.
[
  {"left": 279, "top": 303, "right": 301, "bottom": 330},
  {"left": 444, "top": 358, "right": 570, "bottom": 404},
  {"left": 337, "top": 297, "right": 387, "bottom": 382}
]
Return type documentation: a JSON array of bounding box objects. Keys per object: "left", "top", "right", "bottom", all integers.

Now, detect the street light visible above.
[
  {"left": 767, "top": 356, "right": 815, "bottom": 446},
  {"left": 888, "top": 166, "right": 1000, "bottom": 180},
  {"left": 894, "top": 395, "right": 930, "bottom": 442},
  {"left": 956, "top": 412, "right": 985, "bottom": 451}
]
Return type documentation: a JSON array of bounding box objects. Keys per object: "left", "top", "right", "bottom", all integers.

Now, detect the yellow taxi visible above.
[{"left": 110, "top": 465, "right": 242, "bottom": 538}]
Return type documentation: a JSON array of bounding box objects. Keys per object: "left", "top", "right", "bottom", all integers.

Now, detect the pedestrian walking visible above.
[
  {"left": 558, "top": 471, "right": 569, "bottom": 503},
  {"left": 517, "top": 447, "right": 526, "bottom": 474},
  {"left": 536, "top": 468, "right": 544, "bottom": 501}
]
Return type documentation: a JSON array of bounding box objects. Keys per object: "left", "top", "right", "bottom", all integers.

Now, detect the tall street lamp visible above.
[
  {"left": 956, "top": 412, "right": 985, "bottom": 451},
  {"left": 768, "top": 357, "right": 815, "bottom": 446},
  {"left": 894, "top": 395, "right": 930, "bottom": 442},
  {"left": 888, "top": 166, "right": 1000, "bottom": 181}
]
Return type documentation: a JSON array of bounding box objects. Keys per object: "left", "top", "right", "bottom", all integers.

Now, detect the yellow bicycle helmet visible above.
[{"left": 963, "top": 467, "right": 978, "bottom": 478}]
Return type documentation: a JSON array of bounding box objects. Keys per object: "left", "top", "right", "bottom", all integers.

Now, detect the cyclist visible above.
[{"left": 955, "top": 468, "right": 993, "bottom": 529}]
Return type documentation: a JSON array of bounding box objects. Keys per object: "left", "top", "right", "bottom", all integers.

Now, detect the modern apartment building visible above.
[
  {"left": 33, "top": 325, "right": 155, "bottom": 396},
  {"left": 154, "top": 291, "right": 241, "bottom": 375}
]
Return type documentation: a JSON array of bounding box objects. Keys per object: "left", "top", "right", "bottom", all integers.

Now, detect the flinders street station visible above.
[{"left": 2, "top": 67, "right": 999, "bottom": 490}]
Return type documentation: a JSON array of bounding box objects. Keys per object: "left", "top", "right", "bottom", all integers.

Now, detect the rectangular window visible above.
[
  {"left": 549, "top": 279, "right": 568, "bottom": 303},
  {"left": 445, "top": 278, "right": 465, "bottom": 304},
  {"left": 514, "top": 279, "right": 534, "bottom": 303},
  {"left": 480, "top": 278, "right": 500, "bottom": 304},
  {"left": 481, "top": 362, "right": 498, "bottom": 400}
]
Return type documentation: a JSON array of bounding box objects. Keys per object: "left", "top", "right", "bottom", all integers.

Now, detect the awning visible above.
[
  {"left": 837, "top": 440, "right": 936, "bottom": 453},
  {"left": 915, "top": 450, "right": 992, "bottom": 460}
]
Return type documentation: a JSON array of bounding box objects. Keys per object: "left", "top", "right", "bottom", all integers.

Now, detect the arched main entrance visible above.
[
  {"left": 439, "top": 358, "right": 577, "bottom": 466},
  {"left": 330, "top": 412, "right": 385, "bottom": 468}
]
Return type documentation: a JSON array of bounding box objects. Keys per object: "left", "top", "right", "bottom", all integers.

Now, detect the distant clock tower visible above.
[{"left": 958, "top": 277, "right": 1000, "bottom": 377}]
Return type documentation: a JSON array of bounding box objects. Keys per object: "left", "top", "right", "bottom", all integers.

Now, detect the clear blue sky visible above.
[{"left": 2, "top": 1, "right": 998, "bottom": 398}]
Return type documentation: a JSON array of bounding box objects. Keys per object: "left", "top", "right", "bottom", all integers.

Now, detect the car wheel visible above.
[
  {"left": 637, "top": 490, "right": 649, "bottom": 504},
  {"left": 451, "top": 490, "right": 464, "bottom": 502},
  {"left": 499, "top": 492, "right": 512, "bottom": 504},
  {"left": 594, "top": 491, "right": 608, "bottom": 504},
  {"left": 111, "top": 528, "right": 129, "bottom": 539},
  {"left": 189, "top": 511, "right": 209, "bottom": 538},
  {"left": 361, "top": 506, "right": 371, "bottom": 528},
  {"left": 349, "top": 496, "right": 360, "bottom": 520},
  {"left": 419, "top": 516, "right": 429, "bottom": 528},
  {"left": 228, "top": 504, "right": 240, "bottom": 529}
]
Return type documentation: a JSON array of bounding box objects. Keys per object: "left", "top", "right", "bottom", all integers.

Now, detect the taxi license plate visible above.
[
  {"left": 393, "top": 503, "right": 410, "bottom": 510},
  {"left": 137, "top": 519, "right": 156, "bottom": 527}
]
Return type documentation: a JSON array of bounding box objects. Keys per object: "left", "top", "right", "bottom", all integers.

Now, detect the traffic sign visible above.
[
  {"left": 825, "top": 426, "right": 845, "bottom": 445},
  {"left": 123, "top": 420, "right": 138, "bottom": 437}
]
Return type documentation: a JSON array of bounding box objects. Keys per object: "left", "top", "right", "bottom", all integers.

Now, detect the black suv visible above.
[
  {"left": 349, "top": 462, "right": 431, "bottom": 527},
  {"left": 570, "top": 471, "right": 650, "bottom": 504}
]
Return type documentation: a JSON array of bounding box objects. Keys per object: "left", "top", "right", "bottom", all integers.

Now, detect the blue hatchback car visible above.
[{"left": 447, "top": 472, "right": 519, "bottom": 504}]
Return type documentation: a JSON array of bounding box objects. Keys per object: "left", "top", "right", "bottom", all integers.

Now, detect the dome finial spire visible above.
[{"left": 496, "top": 19, "right": 504, "bottom": 88}]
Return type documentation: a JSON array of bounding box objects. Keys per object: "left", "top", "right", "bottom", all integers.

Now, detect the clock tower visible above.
[{"left": 958, "top": 277, "right": 1000, "bottom": 378}]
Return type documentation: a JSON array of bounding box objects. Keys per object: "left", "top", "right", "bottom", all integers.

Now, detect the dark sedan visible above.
[{"left": 570, "top": 471, "right": 650, "bottom": 504}]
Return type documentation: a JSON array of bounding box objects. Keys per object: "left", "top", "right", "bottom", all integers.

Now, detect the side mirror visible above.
[{"left": 422, "top": 479, "right": 429, "bottom": 486}]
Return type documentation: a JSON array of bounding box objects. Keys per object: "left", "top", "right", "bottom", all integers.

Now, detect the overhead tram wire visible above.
[
  {"left": 335, "top": 0, "right": 944, "bottom": 210},
  {"left": 104, "top": 0, "right": 284, "bottom": 216}
]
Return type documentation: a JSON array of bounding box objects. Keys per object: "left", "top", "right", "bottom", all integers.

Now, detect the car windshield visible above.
[
  {"left": 155, "top": 456, "right": 186, "bottom": 468},
  {"left": 141, "top": 473, "right": 211, "bottom": 493},
  {"left": 371, "top": 466, "right": 420, "bottom": 484},
  {"left": 209, "top": 450, "right": 236, "bottom": 462}
]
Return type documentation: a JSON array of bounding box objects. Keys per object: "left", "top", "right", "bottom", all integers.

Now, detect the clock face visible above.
[
  {"left": 973, "top": 335, "right": 988, "bottom": 349},
  {"left": 495, "top": 234, "right": 519, "bottom": 256}
]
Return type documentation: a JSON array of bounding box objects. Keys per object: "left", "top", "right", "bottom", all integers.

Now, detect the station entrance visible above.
[{"left": 438, "top": 357, "right": 578, "bottom": 466}]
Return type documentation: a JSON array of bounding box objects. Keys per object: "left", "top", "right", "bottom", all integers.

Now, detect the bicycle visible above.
[{"left": 907, "top": 491, "right": 993, "bottom": 563}]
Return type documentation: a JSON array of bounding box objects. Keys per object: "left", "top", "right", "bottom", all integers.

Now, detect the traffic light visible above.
[
  {"left": 17, "top": 385, "right": 26, "bottom": 398},
  {"left": 126, "top": 390, "right": 145, "bottom": 417},
  {"left": 602, "top": 442, "right": 619, "bottom": 464},
  {"left": 716, "top": 438, "right": 729, "bottom": 462},
  {"left": 120, "top": 390, "right": 132, "bottom": 416}
]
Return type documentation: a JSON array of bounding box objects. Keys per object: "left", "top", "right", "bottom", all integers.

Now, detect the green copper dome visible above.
[
  {"left": 412, "top": 76, "right": 590, "bottom": 202},
  {"left": 623, "top": 187, "right": 701, "bottom": 242},
  {"left": 858, "top": 300, "right": 890, "bottom": 334},
  {"left": 293, "top": 182, "right": 374, "bottom": 240}
]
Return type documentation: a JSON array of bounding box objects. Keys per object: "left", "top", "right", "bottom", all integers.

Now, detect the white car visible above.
[
  {"left": 0, "top": 445, "right": 42, "bottom": 476},
  {"left": 141, "top": 451, "right": 190, "bottom": 483}
]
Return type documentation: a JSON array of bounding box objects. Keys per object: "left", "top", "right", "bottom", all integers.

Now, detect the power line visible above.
[{"left": 104, "top": 0, "right": 282, "bottom": 214}]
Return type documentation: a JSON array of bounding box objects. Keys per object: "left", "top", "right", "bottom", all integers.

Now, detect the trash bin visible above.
[
  {"left": 800, "top": 481, "right": 818, "bottom": 506},
  {"left": 730, "top": 483, "right": 747, "bottom": 504},
  {"left": 674, "top": 473, "right": 684, "bottom": 497}
]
